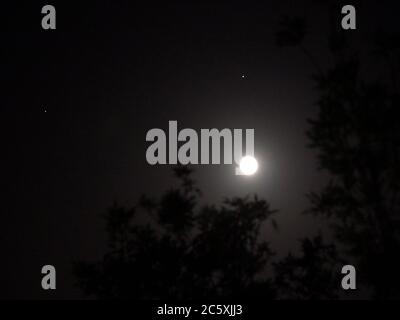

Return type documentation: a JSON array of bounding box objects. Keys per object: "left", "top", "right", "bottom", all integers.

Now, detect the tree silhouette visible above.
[
  {"left": 74, "top": 167, "right": 277, "bottom": 299},
  {"left": 273, "top": 236, "right": 340, "bottom": 299},
  {"left": 275, "top": 6, "right": 400, "bottom": 299}
]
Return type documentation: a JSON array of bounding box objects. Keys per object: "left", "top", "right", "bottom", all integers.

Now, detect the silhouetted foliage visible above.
[
  {"left": 274, "top": 236, "right": 340, "bottom": 299},
  {"left": 74, "top": 167, "right": 277, "bottom": 299},
  {"left": 276, "top": 5, "right": 400, "bottom": 299}
]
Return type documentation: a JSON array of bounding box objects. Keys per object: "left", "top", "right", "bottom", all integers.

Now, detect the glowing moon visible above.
[{"left": 239, "top": 156, "right": 258, "bottom": 175}]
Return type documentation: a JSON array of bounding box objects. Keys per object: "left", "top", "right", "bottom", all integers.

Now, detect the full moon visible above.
[{"left": 239, "top": 156, "right": 258, "bottom": 175}]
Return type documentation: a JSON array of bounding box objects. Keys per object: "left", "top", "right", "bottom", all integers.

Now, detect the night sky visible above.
[{"left": 1, "top": 1, "right": 398, "bottom": 299}]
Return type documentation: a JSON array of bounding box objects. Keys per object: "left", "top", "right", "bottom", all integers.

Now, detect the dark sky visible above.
[{"left": 1, "top": 1, "right": 397, "bottom": 299}]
